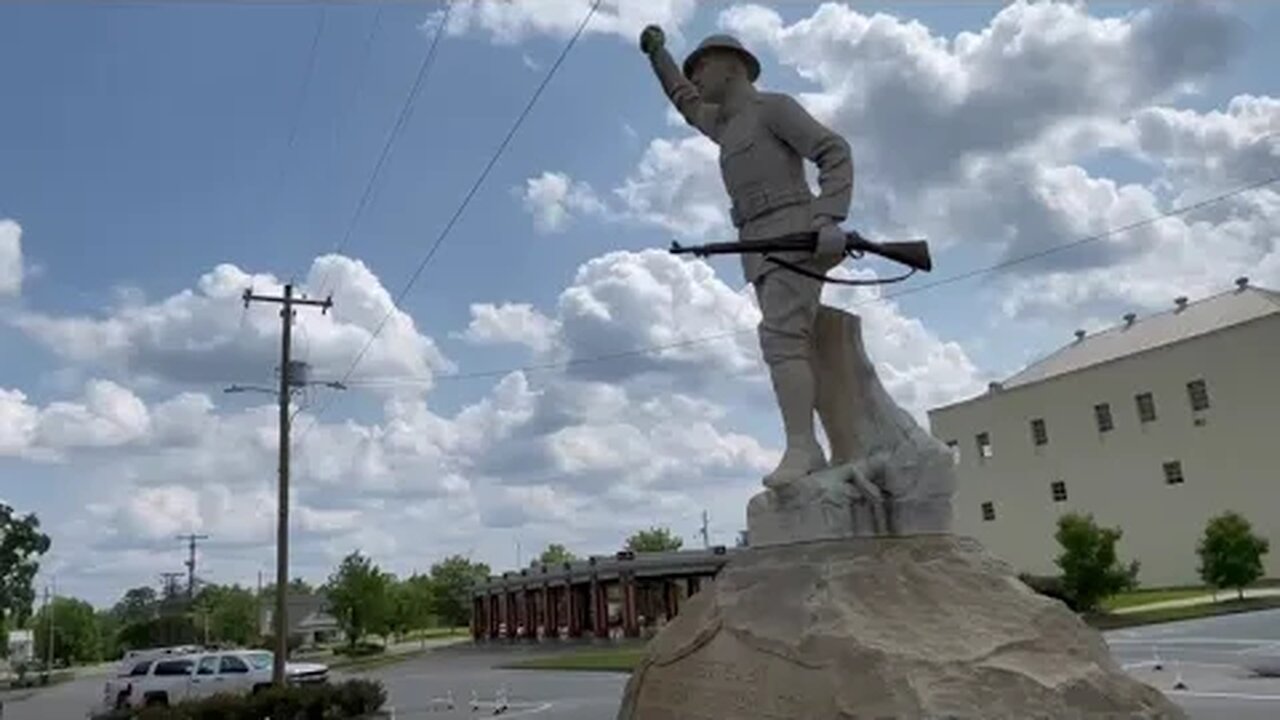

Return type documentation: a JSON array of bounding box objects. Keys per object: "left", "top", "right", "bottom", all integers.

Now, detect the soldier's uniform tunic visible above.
[{"left": 653, "top": 49, "right": 854, "bottom": 365}]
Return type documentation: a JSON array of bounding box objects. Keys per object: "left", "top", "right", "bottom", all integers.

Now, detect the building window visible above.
[
  {"left": 1030, "top": 418, "right": 1048, "bottom": 446},
  {"left": 1187, "top": 379, "right": 1210, "bottom": 412},
  {"left": 1094, "top": 403, "right": 1114, "bottom": 433},
  {"left": 945, "top": 439, "right": 960, "bottom": 462},
  {"left": 976, "top": 432, "right": 993, "bottom": 459},
  {"left": 1135, "top": 392, "right": 1157, "bottom": 423},
  {"left": 1163, "top": 461, "right": 1185, "bottom": 485},
  {"left": 981, "top": 502, "right": 996, "bottom": 521},
  {"left": 1051, "top": 481, "right": 1068, "bottom": 502}
]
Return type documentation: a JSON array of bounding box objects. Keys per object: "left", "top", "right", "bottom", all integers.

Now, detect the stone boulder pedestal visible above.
[{"left": 616, "top": 536, "right": 1188, "bottom": 720}]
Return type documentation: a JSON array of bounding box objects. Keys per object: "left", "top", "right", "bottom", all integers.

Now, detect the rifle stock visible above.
[{"left": 851, "top": 238, "right": 932, "bottom": 272}]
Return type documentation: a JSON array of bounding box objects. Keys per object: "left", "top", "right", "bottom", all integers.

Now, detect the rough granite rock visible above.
[{"left": 617, "top": 536, "right": 1188, "bottom": 720}]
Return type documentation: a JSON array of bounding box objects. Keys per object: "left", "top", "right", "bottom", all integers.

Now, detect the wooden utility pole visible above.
[
  {"left": 178, "top": 533, "right": 210, "bottom": 602},
  {"left": 241, "top": 284, "right": 331, "bottom": 686},
  {"left": 160, "top": 572, "right": 184, "bottom": 602},
  {"left": 43, "top": 581, "right": 55, "bottom": 671}
]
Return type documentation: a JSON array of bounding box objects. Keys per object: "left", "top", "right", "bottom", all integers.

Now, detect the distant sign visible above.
[{"left": 7, "top": 629, "right": 34, "bottom": 663}]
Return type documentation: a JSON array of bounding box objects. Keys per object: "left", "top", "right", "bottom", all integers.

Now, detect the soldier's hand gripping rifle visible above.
[{"left": 669, "top": 230, "right": 932, "bottom": 286}]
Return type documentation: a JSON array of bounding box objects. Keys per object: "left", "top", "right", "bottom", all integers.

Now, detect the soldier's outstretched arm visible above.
[
  {"left": 640, "top": 25, "right": 719, "bottom": 139},
  {"left": 765, "top": 95, "right": 854, "bottom": 222}
]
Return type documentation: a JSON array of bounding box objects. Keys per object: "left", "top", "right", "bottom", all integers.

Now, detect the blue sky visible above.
[{"left": 2, "top": 1, "right": 1278, "bottom": 606}]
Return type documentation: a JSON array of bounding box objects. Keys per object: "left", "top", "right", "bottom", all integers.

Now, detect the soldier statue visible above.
[{"left": 640, "top": 26, "right": 854, "bottom": 488}]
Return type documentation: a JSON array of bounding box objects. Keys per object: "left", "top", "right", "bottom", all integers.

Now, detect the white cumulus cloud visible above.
[
  {"left": 440, "top": 0, "right": 697, "bottom": 45},
  {"left": 13, "top": 255, "right": 453, "bottom": 391},
  {"left": 0, "top": 219, "right": 22, "bottom": 296},
  {"left": 519, "top": 171, "right": 606, "bottom": 233}
]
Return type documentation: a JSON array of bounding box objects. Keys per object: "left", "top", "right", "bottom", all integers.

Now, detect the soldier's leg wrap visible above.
[{"left": 755, "top": 268, "right": 828, "bottom": 487}]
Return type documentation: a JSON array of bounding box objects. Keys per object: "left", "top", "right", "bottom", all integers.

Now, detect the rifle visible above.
[{"left": 669, "top": 230, "right": 932, "bottom": 286}]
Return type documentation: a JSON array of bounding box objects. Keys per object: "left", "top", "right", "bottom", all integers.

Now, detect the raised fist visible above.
[{"left": 640, "top": 25, "right": 665, "bottom": 56}]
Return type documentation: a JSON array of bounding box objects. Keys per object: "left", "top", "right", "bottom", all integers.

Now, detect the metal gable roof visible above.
[{"left": 1001, "top": 283, "right": 1280, "bottom": 390}]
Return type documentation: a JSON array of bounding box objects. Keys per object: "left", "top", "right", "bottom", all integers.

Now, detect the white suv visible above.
[{"left": 101, "top": 649, "right": 328, "bottom": 710}]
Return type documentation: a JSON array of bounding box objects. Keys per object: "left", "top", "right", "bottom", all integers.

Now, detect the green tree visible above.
[
  {"left": 537, "top": 544, "right": 577, "bottom": 566},
  {"left": 625, "top": 526, "right": 684, "bottom": 553},
  {"left": 33, "top": 596, "right": 101, "bottom": 666},
  {"left": 326, "top": 552, "right": 392, "bottom": 647},
  {"left": 0, "top": 504, "right": 52, "bottom": 629},
  {"left": 96, "top": 610, "right": 122, "bottom": 661},
  {"left": 259, "top": 578, "right": 314, "bottom": 599},
  {"left": 1197, "top": 511, "right": 1271, "bottom": 600},
  {"left": 111, "top": 586, "right": 158, "bottom": 625},
  {"left": 429, "top": 556, "right": 490, "bottom": 628},
  {"left": 117, "top": 614, "right": 196, "bottom": 651},
  {"left": 1053, "top": 513, "right": 1139, "bottom": 613},
  {"left": 401, "top": 574, "right": 437, "bottom": 631},
  {"left": 194, "top": 584, "right": 259, "bottom": 647},
  {"left": 381, "top": 579, "right": 416, "bottom": 642}
]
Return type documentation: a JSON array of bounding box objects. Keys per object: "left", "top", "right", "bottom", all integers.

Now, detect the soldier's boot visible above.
[{"left": 763, "top": 358, "right": 829, "bottom": 489}]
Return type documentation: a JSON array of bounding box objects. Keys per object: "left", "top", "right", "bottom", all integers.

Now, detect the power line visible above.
[
  {"left": 266, "top": 7, "right": 328, "bottom": 285},
  {"left": 306, "top": 2, "right": 452, "bottom": 297},
  {"left": 314, "top": 171, "right": 1280, "bottom": 389},
  {"left": 869, "top": 171, "right": 1280, "bottom": 305},
  {"left": 293, "top": 0, "right": 602, "bottom": 442}
]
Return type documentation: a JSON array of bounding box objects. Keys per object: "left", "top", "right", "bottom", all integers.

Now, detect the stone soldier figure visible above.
[{"left": 640, "top": 26, "right": 854, "bottom": 487}]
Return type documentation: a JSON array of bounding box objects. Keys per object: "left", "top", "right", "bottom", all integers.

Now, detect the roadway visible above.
[{"left": 3, "top": 610, "right": 1279, "bottom": 719}]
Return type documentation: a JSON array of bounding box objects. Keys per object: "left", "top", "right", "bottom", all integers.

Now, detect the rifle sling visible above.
[{"left": 764, "top": 254, "right": 918, "bottom": 286}]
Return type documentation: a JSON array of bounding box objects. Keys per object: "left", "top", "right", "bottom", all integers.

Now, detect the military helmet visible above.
[{"left": 683, "top": 34, "right": 761, "bottom": 82}]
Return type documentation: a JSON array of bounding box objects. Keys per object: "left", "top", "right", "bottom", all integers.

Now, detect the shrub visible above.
[
  {"left": 1053, "top": 513, "right": 1140, "bottom": 613},
  {"left": 333, "top": 641, "right": 385, "bottom": 658},
  {"left": 93, "top": 680, "right": 386, "bottom": 719},
  {"left": 1017, "top": 573, "right": 1081, "bottom": 612},
  {"left": 1197, "top": 511, "right": 1272, "bottom": 600},
  {"left": 332, "top": 679, "right": 387, "bottom": 717}
]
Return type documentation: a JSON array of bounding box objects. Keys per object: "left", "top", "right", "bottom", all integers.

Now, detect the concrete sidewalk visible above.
[{"left": 1114, "top": 587, "right": 1280, "bottom": 615}]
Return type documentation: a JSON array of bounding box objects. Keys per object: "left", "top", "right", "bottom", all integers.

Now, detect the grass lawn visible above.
[
  {"left": 499, "top": 647, "right": 647, "bottom": 673},
  {"left": 1088, "top": 595, "right": 1280, "bottom": 630},
  {"left": 403, "top": 627, "right": 469, "bottom": 641},
  {"left": 1101, "top": 586, "right": 1210, "bottom": 611},
  {"left": 329, "top": 649, "right": 427, "bottom": 673}
]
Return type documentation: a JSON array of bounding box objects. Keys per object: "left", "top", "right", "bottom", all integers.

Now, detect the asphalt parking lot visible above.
[
  {"left": 4, "top": 610, "right": 1279, "bottom": 719},
  {"left": 1107, "top": 608, "right": 1280, "bottom": 720}
]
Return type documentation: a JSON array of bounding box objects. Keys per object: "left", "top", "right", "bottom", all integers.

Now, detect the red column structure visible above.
[
  {"left": 688, "top": 576, "right": 702, "bottom": 597},
  {"left": 664, "top": 579, "right": 679, "bottom": 622},
  {"left": 543, "top": 582, "right": 558, "bottom": 639},
  {"left": 525, "top": 589, "right": 537, "bottom": 640},
  {"left": 622, "top": 572, "right": 639, "bottom": 638},
  {"left": 591, "top": 575, "right": 608, "bottom": 638},
  {"left": 472, "top": 596, "right": 484, "bottom": 641},
  {"left": 566, "top": 579, "right": 581, "bottom": 638},
  {"left": 505, "top": 590, "right": 517, "bottom": 639}
]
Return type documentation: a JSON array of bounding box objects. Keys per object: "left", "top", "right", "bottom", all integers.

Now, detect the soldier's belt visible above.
[{"left": 729, "top": 186, "right": 813, "bottom": 227}]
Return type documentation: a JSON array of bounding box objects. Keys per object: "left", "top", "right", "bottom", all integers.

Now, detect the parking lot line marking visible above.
[
  {"left": 1167, "top": 690, "right": 1280, "bottom": 702},
  {"left": 498, "top": 701, "right": 553, "bottom": 717},
  {"left": 1109, "top": 637, "right": 1278, "bottom": 646},
  {"left": 1237, "top": 642, "right": 1280, "bottom": 656},
  {"left": 1123, "top": 659, "right": 1248, "bottom": 671}
]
